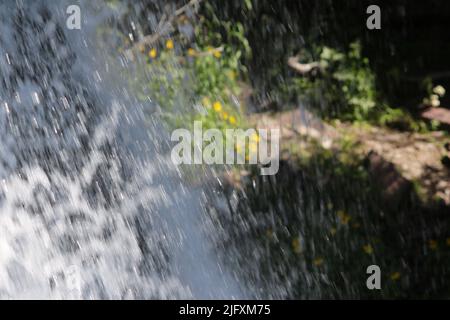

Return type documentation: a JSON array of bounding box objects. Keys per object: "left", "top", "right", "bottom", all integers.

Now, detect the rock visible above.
[{"left": 421, "top": 107, "right": 450, "bottom": 125}]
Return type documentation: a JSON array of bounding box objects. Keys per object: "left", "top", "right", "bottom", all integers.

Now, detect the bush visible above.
[{"left": 286, "top": 41, "right": 377, "bottom": 121}]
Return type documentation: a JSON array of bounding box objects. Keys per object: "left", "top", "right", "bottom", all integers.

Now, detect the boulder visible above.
[{"left": 421, "top": 107, "right": 450, "bottom": 126}]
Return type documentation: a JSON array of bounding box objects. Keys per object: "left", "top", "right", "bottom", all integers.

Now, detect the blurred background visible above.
[{"left": 0, "top": 0, "right": 450, "bottom": 299}]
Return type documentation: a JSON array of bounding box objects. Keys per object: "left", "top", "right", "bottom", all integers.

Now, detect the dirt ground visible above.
[{"left": 251, "top": 108, "right": 450, "bottom": 206}]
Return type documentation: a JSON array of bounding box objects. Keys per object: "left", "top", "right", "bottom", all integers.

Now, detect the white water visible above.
[{"left": 0, "top": 0, "right": 245, "bottom": 299}]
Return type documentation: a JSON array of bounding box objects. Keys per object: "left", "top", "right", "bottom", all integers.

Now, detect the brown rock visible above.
[{"left": 421, "top": 107, "right": 450, "bottom": 125}]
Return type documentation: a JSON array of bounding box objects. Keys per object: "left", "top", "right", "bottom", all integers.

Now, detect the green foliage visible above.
[
  {"left": 378, "top": 106, "right": 429, "bottom": 132},
  {"left": 120, "top": 3, "right": 259, "bottom": 158},
  {"left": 135, "top": 42, "right": 243, "bottom": 137},
  {"left": 281, "top": 41, "right": 435, "bottom": 133},
  {"left": 118, "top": 1, "right": 251, "bottom": 128},
  {"left": 199, "top": 2, "right": 252, "bottom": 67},
  {"left": 288, "top": 41, "right": 377, "bottom": 121}
]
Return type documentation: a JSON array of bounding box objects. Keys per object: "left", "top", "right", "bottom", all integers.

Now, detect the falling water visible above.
[{"left": 0, "top": 0, "right": 246, "bottom": 299}]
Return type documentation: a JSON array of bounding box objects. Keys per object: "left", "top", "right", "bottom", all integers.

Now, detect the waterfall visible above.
[{"left": 0, "top": 0, "right": 244, "bottom": 299}]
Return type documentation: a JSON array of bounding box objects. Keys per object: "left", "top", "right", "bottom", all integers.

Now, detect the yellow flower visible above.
[
  {"left": 213, "top": 50, "right": 221, "bottom": 58},
  {"left": 363, "top": 244, "right": 373, "bottom": 255},
  {"left": 292, "top": 238, "right": 302, "bottom": 254},
  {"left": 166, "top": 39, "right": 174, "bottom": 50},
  {"left": 251, "top": 132, "right": 260, "bottom": 142},
  {"left": 221, "top": 112, "right": 229, "bottom": 120},
  {"left": 337, "top": 210, "right": 351, "bottom": 225},
  {"left": 429, "top": 239, "right": 438, "bottom": 250},
  {"left": 213, "top": 101, "right": 222, "bottom": 112},
  {"left": 330, "top": 227, "right": 337, "bottom": 236},
  {"left": 390, "top": 272, "right": 401, "bottom": 281},
  {"left": 149, "top": 48, "right": 157, "bottom": 58},
  {"left": 313, "top": 257, "right": 324, "bottom": 266},
  {"left": 187, "top": 48, "right": 196, "bottom": 57},
  {"left": 229, "top": 116, "right": 237, "bottom": 125}
]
